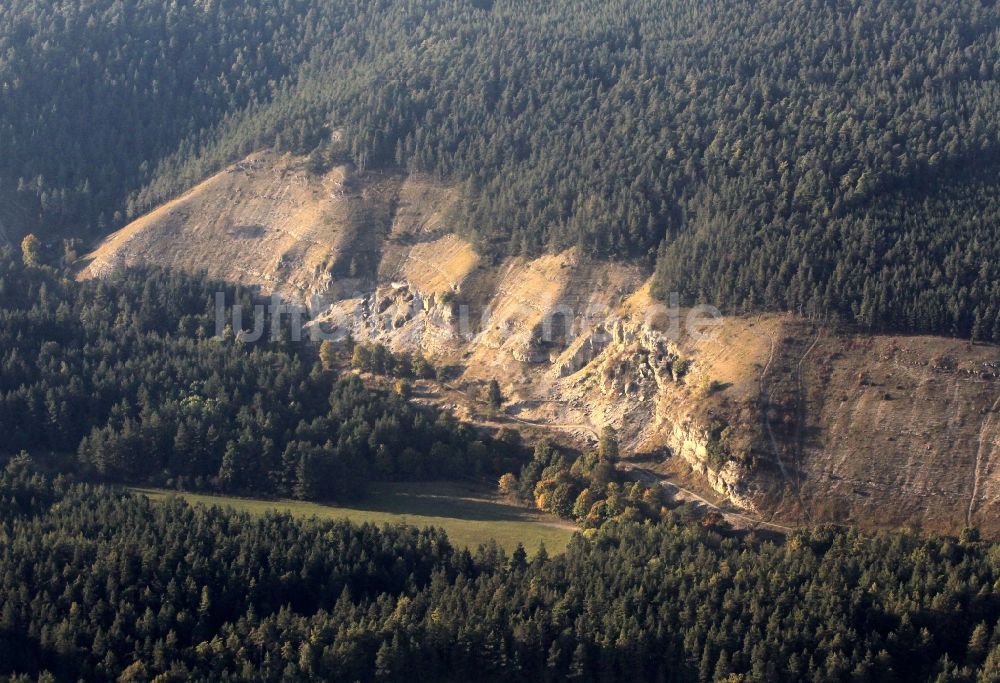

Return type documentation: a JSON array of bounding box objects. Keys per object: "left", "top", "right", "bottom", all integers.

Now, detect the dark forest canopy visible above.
[
  {"left": 0, "top": 247, "right": 523, "bottom": 499},
  {"left": 1, "top": 463, "right": 999, "bottom": 682},
  {"left": 3, "top": 0, "right": 1000, "bottom": 332}
]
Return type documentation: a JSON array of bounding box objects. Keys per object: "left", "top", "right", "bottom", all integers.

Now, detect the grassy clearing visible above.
[{"left": 132, "top": 481, "right": 575, "bottom": 555}]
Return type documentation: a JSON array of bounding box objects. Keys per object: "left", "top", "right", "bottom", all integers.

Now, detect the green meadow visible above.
[{"left": 133, "top": 481, "right": 575, "bottom": 556}]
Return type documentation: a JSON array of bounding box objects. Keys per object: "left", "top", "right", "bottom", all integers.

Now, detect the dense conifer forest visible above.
[
  {"left": 3, "top": 246, "right": 999, "bottom": 680},
  {"left": 0, "top": 247, "right": 522, "bottom": 499},
  {"left": 1, "top": 461, "right": 999, "bottom": 682},
  {"left": 4, "top": 0, "right": 1000, "bottom": 338},
  {"left": 5, "top": 2, "right": 1000, "bottom": 679}
]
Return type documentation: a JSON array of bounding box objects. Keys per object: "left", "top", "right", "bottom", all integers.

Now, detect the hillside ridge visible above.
[{"left": 80, "top": 153, "right": 1000, "bottom": 537}]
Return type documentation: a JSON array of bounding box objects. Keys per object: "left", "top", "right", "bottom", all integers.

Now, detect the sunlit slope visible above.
[{"left": 82, "top": 155, "right": 1000, "bottom": 537}]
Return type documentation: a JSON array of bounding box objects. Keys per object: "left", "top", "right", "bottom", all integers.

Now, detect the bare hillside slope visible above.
[{"left": 80, "top": 154, "right": 1000, "bottom": 537}]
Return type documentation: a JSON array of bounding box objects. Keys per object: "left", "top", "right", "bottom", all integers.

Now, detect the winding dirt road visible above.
[
  {"left": 484, "top": 398, "right": 795, "bottom": 533},
  {"left": 420, "top": 376, "right": 795, "bottom": 532}
]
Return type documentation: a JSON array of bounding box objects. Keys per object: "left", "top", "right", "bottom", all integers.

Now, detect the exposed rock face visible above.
[
  {"left": 79, "top": 151, "right": 1000, "bottom": 537},
  {"left": 554, "top": 325, "right": 610, "bottom": 377},
  {"left": 313, "top": 279, "right": 464, "bottom": 360},
  {"left": 668, "top": 422, "right": 758, "bottom": 513}
]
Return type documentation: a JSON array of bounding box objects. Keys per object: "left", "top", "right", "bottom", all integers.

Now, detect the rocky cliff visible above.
[{"left": 79, "top": 153, "right": 1000, "bottom": 536}]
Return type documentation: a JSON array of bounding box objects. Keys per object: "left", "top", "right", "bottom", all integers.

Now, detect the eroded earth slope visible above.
[{"left": 80, "top": 154, "right": 1000, "bottom": 536}]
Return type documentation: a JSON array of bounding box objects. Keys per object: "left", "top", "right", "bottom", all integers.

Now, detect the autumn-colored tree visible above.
[
  {"left": 572, "top": 487, "right": 598, "bottom": 520},
  {"left": 21, "top": 234, "right": 41, "bottom": 267},
  {"left": 497, "top": 472, "right": 517, "bottom": 497},
  {"left": 394, "top": 379, "right": 412, "bottom": 400}
]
